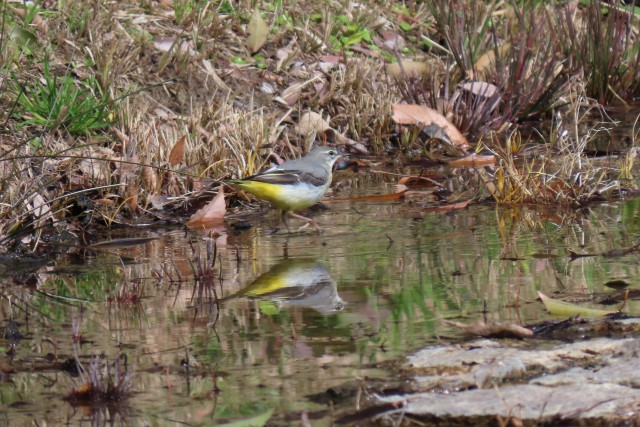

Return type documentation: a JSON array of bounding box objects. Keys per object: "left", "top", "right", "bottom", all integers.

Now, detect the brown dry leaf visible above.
[
  {"left": 295, "top": 112, "right": 330, "bottom": 135},
  {"left": 333, "top": 131, "right": 369, "bottom": 155},
  {"left": 473, "top": 43, "right": 511, "bottom": 77},
  {"left": 443, "top": 319, "right": 533, "bottom": 339},
  {"left": 153, "top": 36, "right": 196, "bottom": 56},
  {"left": 126, "top": 182, "right": 139, "bottom": 214},
  {"left": 28, "top": 193, "right": 51, "bottom": 228},
  {"left": 168, "top": 135, "right": 186, "bottom": 165},
  {"left": 141, "top": 165, "right": 158, "bottom": 193},
  {"left": 386, "top": 61, "right": 428, "bottom": 79},
  {"left": 276, "top": 41, "right": 297, "bottom": 72},
  {"left": 460, "top": 81, "right": 499, "bottom": 98},
  {"left": 247, "top": 10, "right": 268, "bottom": 53},
  {"left": 149, "top": 195, "right": 169, "bottom": 210},
  {"left": 448, "top": 154, "right": 496, "bottom": 168},
  {"left": 538, "top": 291, "right": 619, "bottom": 317},
  {"left": 202, "top": 59, "right": 230, "bottom": 92},
  {"left": 398, "top": 175, "right": 441, "bottom": 188},
  {"left": 113, "top": 128, "right": 130, "bottom": 145},
  {"left": 425, "top": 199, "right": 471, "bottom": 212},
  {"left": 12, "top": 6, "right": 47, "bottom": 32},
  {"left": 391, "top": 104, "right": 469, "bottom": 148},
  {"left": 77, "top": 147, "right": 114, "bottom": 182},
  {"left": 68, "top": 382, "right": 94, "bottom": 399},
  {"left": 378, "top": 30, "right": 405, "bottom": 50},
  {"left": 94, "top": 198, "right": 116, "bottom": 207},
  {"left": 187, "top": 187, "right": 226, "bottom": 229}
]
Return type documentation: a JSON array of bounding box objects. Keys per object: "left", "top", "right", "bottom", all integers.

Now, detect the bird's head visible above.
[{"left": 309, "top": 146, "right": 342, "bottom": 168}]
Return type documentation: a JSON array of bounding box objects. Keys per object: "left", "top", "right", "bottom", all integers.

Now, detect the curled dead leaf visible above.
[
  {"left": 247, "top": 10, "right": 269, "bottom": 53},
  {"left": 473, "top": 43, "right": 511, "bottom": 77},
  {"left": 398, "top": 175, "right": 442, "bottom": 188},
  {"left": 425, "top": 199, "right": 471, "bottom": 212},
  {"left": 169, "top": 135, "right": 186, "bottom": 165},
  {"left": 386, "top": 61, "right": 428, "bottom": 79},
  {"left": 460, "top": 81, "right": 499, "bottom": 98},
  {"left": 187, "top": 187, "right": 226, "bottom": 229},
  {"left": 126, "top": 183, "right": 139, "bottom": 214},
  {"left": 77, "top": 147, "right": 115, "bottom": 182},
  {"left": 142, "top": 165, "right": 158, "bottom": 193},
  {"left": 448, "top": 154, "right": 496, "bottom": 168},
  {"left": 443, "top": 319, "right": 533, "bottom": 339},
  {"left": 391, "top": 104, "right": 469, "bottom": 149},
  {"left": 538, "top": 291, "right": 619, "bottom": 317},
  {"left": 295, "top": 112, "right": 330, "bottom": 135}
]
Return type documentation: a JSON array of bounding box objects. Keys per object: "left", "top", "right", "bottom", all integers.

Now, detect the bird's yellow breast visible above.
[{"left": 230, "top": 180, "right": 327, "bottom": 211}]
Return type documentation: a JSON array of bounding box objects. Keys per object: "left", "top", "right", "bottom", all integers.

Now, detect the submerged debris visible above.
[{"left": 66, "top": 354, "right": 133, "bottom": 404}]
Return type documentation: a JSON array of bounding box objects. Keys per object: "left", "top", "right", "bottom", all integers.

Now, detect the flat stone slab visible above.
[
  {"left": 374, "top": 336, "right": 640, "bottom": 425},
  {"left": 380, "top": 383, "right": 640, "bottom": 422}
]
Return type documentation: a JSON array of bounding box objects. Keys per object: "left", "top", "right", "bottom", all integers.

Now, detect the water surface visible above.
[{"left": 2, "top": 172, "right": 640, "bottom": 425}]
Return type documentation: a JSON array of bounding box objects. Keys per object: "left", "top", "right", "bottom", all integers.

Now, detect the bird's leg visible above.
[
  {"left": 281, "top": 210, "right": 292, "bottom": 233},
  {"left": 288, "top": 211, "right": 321, "bottom": 233}
]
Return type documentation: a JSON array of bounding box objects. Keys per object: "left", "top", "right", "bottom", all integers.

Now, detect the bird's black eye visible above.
[{"left": 328, "top": 150, "right": 336, "bottom": 156}]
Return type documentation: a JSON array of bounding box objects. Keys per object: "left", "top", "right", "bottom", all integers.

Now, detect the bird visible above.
[
  {"left": 227, "top": 146, "right": 341, "bottom": 232},
  {"left": 228, "top": 258, "right": 345, "bottom": 314}
]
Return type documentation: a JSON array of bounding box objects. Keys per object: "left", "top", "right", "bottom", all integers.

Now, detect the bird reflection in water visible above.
[{"left": 233, "top": 259, "right": 345, "bottom": 314}]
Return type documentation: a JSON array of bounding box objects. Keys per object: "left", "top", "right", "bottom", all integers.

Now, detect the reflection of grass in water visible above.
[{"left": 42, "top": 267, "right": 120, "bottom": 302}]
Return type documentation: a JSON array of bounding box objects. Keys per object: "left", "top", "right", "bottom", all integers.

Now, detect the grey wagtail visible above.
[{"left": 227, "top": 146, "right": 341, "bottom": 232}]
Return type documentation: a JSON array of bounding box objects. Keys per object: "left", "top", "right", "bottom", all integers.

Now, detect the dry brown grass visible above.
[{"left": 0, "top": 0, "right": 638, "bottom": 248}]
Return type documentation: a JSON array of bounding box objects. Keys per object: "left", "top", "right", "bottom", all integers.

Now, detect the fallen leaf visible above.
[
  {"left": 202, "top": 59, "right": 230, "bottom": 92},
  {"left": 295, "top": 111, "right": 330, "bottom": 135},
  {"left": 187, "top": 187, "right": 226, "bottom": 229},
  {"left": 94, "top": 198, "right": 116, "bottom": 206},
  {"left": 332, "top": 131, "right": 369, "bottom": 155},
  {"left": 12, "top": 6, "right": 47, "bottom": 32},
  {"left": 149, "top": 195, "right": 169, "bottom": 210},
  {"left": 443, "top": 319, "right": 533, "bottom": 339},
  {"left": 113, "top": 128, "right": 130, "bottom": 145},
  {"left": 142, "top": 165, "right": 158, "bottom": 193},
  {"left": 473, "top": 43, "right": 511, "bottom": 77},
  {"left": 460, "top": 81, "right": 499, "bottom": 98},
  {"left": 68, "top": 382, "right": 94, "bottom": 400},
  {"left": 318, "top": 55, "right": 342, "bottom": 64},
  {"left": 9, "top": 26, "right": 39, "bottom": 52},
  {"left": 126, "top": 182, "right": 139, "bottom": 214},
  {"left": 276, "top": 41, "right": 297, "bottom": 72},
  {"left": 448, "top": 154, "right": 496, "bottom": 168},
  {"left": 169, "top": 135, "right": 186, "bottom": 165},
  {"left": 378, "top": 30, "right": 405, "bottom": 50},
  {"left": 76, "top": 147, "right": 114, "bottom": 182},
  {"left": 260, "top": 81, "right": 276, "bottom": 94},
  {"left": 391, "top": 103, "right": 469, "bottom": 148},
  {"left": 247, "top": 10, "right": 268, "bottom": 54},
  {"left": 398, "top": 175, "right": 441, "bottom": 188},
  {"left": 425, "top": 199, "right": 471, "bottom": 212},
  {"left": 153, "top": 36, "right": 196, "bottom": 56},
  {"left": 386, "top": 60, "right": 428, "bottom": 79},
  {"left": 538, "top": 291, "right": 619, "bottom": 317}
]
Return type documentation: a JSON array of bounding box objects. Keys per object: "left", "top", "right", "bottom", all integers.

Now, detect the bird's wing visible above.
[
  {"left": 248, "top": 167, "right": 327, "bottom": 187},
  {"left": 247, "top": 167, "right": 303, "bottom": 185}
]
